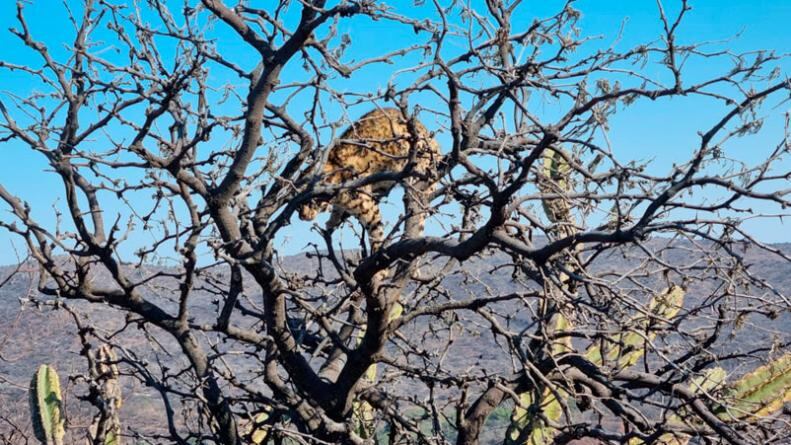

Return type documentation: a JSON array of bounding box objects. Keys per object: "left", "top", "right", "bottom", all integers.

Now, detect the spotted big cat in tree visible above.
[{"left": 298, "top": 108, "right": 442, "bottom": 251}]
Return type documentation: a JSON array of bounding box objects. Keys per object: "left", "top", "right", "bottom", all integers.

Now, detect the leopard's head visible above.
[{"left": 298, "top": 199, "right": 330, "bottom": 221}]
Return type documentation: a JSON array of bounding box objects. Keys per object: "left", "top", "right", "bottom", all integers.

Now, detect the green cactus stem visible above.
[
  {"left": 507, "top": 152, "right": 688, "bottom": 445},
  {"left": 630, "top": 353, "right": 791, "bottom": 444},
  {"left": 505, "top": 314, "right": 571, "bottom": 445},
  {"left": 507, "top": 287, "right": 684, "bottom": 445},
  {"left": 629, "top": 367, "right": 727, "bottom": 445},
  {"left": 506, "top": 148, "right": 579, "bottom": 445},
  {"left": 250, "top": 410, "right": 271, "bottom": 445},
  {"left": 505, "top": 387, "right": 566, "bottom": 445},
  {"left": 585, "top": 285, "right": 685, "bottom": 369},
  {"left": 717, "top": 352, "right": 791, "bottom": 419},
  {"left": 29, "top": 364, "right": 65, "bottom": 445}
]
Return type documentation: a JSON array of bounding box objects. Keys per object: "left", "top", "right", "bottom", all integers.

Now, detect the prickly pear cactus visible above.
[
  {"left": 629, "top": 367, "right": 727, "bottom": 445},
  {"left": 585, "top": 285, "right": 685, "bottom": 369},
  {"left": 507, "top": 286, "right": 685, "bottom": 444},
  {"left": 29, "top": 364, "right": 65, "bottom": 445},
  {"left": 250, "top": 410, "right": 271, "bottom": 445}
]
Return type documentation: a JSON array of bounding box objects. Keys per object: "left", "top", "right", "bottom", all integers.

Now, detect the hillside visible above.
[{"left": 1, "top": 242, "right": 790, "bottom": 443}]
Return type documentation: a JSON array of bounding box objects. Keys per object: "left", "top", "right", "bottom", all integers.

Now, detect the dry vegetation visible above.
[{"left": 1, "top": 1, "right": 790, "bottom": 444}]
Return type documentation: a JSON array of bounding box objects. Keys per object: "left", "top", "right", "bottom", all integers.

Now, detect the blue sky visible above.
[{"left": 0, "top": 0, "right": 789, "bottom": 265}]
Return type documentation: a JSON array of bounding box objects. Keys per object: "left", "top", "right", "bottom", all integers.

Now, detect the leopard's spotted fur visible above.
[{"left": 298, "top": 108, "right": 441, "bottom": 250}]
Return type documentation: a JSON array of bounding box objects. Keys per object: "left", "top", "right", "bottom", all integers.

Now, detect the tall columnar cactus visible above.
[
  {"left": 629, "top": 353, "right": 791, "bottom": 444},
  {"left": 29, "top": 348, "right": 124, "bottom": 445},
  {"left": 539, "top": 147, "right": 574, "bottom": 238},
  {"left": 505, "top": 314, "right": 571, "bottom": 445},
  {"left": 29, "top": 364, "right": 65, "bottom": 445},
  {"left": 717, "top": 352, "right": 791, "bottom": 419},
  {"left": 502, "top": 146, "right": 788, "bottom": 444},
  {"left": 90, "top": 345, "right": 123, "bottom": 445},
  {"left": 505, "top": 148, "right": 578, "bottom": 445},
  {"left": 507, "top": 148, "right": 690, "bottom": 444}
]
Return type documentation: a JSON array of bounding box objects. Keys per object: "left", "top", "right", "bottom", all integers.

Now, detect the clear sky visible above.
[{"left": 0, "top": 0, "right": 789, "bottom": 265}]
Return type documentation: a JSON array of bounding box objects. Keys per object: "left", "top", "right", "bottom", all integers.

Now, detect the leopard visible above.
[{"left": 298, "top": 108, "right": 442, "bottom": 251}]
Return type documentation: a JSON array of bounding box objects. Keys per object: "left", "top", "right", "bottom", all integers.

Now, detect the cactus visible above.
[
  {"left": 539, "top": 147, "right": 574, "bottom": 238},
  {"left": 507, "top": 150, "right": 688, "bottom": 444},
  {"left": 716, "top": 352, "right": 791, "bottom": 419},
  {"left": 629, "top": 354, "right": 791, "bottom": 444},
  {"left": 29, "top": 347, "right": 124, "bottom": 445},
  {"left": 505, "top": 148, "right": 578, "bottom": 445},
  {"left": 495, "top": 146, "right": 787, "bottom": 444},
  {"left": 90, "top": 345, "right": 123, "bottom": 445},
  {"left": 506, "top": 286, "right": 685, "bottom": 444},
  {"left": 628, "top": 367, "right": 727, "bottom": 445},
  {"left": 585, "top": 285, "right": 685, "bottom": 369},
  {"left": 250, "top": 410, "right": 271, "bottom": 444},
  {"left": 505, "top": 388, "right": 565, "bottom": 445},
  {"left": 29, "top": 364, "right": 65, "bottom": 445},
  {"left": 505, "top": 313, "right": 570, "bottom": 444}
]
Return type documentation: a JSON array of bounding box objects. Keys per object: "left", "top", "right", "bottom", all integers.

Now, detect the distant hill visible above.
[{"left": 1, "top": 241, "right": 790, "bottom": 443}]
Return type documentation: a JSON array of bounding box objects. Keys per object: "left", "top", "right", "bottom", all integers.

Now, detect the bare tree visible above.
[{"left": 1, "top": 1, "right": 790, "bottom": 444}]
